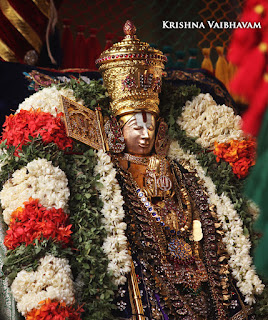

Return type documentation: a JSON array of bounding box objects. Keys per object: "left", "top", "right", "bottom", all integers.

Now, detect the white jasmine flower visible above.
[
  {"left": 178, "top": 93, "right": 244, "bottom": 149},
  {"left": 11, "top": 255, "right": 75, "bottom": 315},
  {"left": 16, "top": 86, "right": 84, "bottom": 117},
  {"left": 94, "top": 150, "right": 131, "bottom": 285},
  {"left": 0, "top": 158, "right": 70, "bottom": 224}
]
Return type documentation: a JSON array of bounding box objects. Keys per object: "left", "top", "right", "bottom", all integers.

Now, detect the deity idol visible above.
[
  {"left": 0, "top": 19, "right": 260, "bottom": 320},
  {"left": 92, "top": 21, "right": 255, "bottom": 319}
]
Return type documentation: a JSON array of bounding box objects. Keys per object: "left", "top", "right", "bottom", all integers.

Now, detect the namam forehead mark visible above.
[{"left": 125, "top": 113, "right": 154, "bottom": 128}]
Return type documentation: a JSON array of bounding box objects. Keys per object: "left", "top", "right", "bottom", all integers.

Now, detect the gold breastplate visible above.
[{"left": 118, "top": 153, "right": 173, "bottom": 198}]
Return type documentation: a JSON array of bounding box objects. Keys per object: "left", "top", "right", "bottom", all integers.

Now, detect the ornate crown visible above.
[{"left": 96, "top": 20, "right": 167, "bottom": 117}]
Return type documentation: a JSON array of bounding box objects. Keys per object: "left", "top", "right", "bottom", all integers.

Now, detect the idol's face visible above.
[{"left": 122, "top": 112, "right": 156, "bottom": 155}]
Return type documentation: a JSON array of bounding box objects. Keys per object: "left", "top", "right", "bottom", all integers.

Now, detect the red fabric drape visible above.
[
  {"left": 74, "top": 25, "right": 87, "bottom": 68},
  {"left": 61, "top": 19, "right": 74, "bottom": 69},
  {"left": 87, "top": 28, "right": 102, "bottom": 70},
  {"left": 7, "top": 0, "right": 48, "bottom": 39}
]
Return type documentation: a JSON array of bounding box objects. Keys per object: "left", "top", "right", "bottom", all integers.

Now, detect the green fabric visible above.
[{"left": 245, "top": 108, "right": 268, "bottom": 279}]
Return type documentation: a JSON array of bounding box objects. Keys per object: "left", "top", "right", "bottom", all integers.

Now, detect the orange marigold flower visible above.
[
  {"left": 213, "top": 138, "right": 256, "bottom": 179},
  {"left": 26, "top": 299, "right": 83, "bottom": 320},
  {"left": 4, "top": 198, "right": 72, "bottom": 249}
]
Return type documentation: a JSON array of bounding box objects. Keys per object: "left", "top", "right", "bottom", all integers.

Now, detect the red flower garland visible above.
[
  {"left": 214, "top": 138, "right": 256, "bottom": 179},
  {"left": 4, "top": 198, "right": 72, "bottom": 250},
  {"left": 1, "top": 110, "right": 73, "bottom": 155},
  {"left": 26, "top": 299, "right": 83, "bottom": 320}
]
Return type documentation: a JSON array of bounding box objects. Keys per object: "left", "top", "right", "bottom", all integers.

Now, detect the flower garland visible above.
[
  {"left": 0, "top": 84, "right": 116, "bottom": 319},
  {"left": 177, "top": 93, "right": 244, "bottom": 149},
  {"left": 94, "top": 150, "right": 131, "bottom": 285},
  {"left": 26, "top": 299, "right": 83, "bottom": 320},
  {"left": 0, "top": 156, "right": 82, "bottom": 318},
  {"left": 11, "top": 255, "right": 76, "bottom": 316},
  {"left": 16, "top": 86, "right": 84, "bottom": 117},
  {"left": 168, "top": 140, "right": 264, "bottom": 304},
  {"left": 214, "top": 138, "right": 256, "bottom": 178},
  {"left": 4, "top": 198, "right": 72, "bottom": 250},
  {"left": 0, "top": 79, "right": 265, "bottom": 317},
  {"left": 0, "top": 158, "right": 70, "bottom": 224},
  {"left": 1, "top": 110, "right": 73, "bottom": 155}
]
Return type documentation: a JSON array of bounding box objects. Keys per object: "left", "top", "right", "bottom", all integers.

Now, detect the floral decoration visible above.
[
  {"left": 4, "top": 198, "right": 72, "bottom": 250},
  {"left": 26, "top": 299, "right": 83, "bottom": 320},
  {"left": 0, "top": 158, "right": 69, "bottom": 224},
  {"left": 214, "top": 138, "right": 256, "bottom": 178},
  {"left": 0, "top": 80, "right": 266, "bottom": 318},
  {"left": 95, "top": 150, "right": 131, "bottom": 286},
  {"left": 11, "top": 255, "right": 75, "bottom": 315},
  {"left": 177, "top": 93, "right": 244, "bottom": 149},
  {"left": 16, "top": 86, "right": 84, "bottom": 117},
  {"left": 1, "top": 109, "right": 73, "bottom": 155},
  {"left": 0, "top": 84, "right": 116, "bottom": 320}
]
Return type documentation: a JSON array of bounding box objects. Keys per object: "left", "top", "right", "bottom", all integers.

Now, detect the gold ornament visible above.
[
  {"left": 96, "top": 20, "right": 166, "bottom": 117},
  {"left": 61, "top": 96, "right": 107, "bottom": 151}
]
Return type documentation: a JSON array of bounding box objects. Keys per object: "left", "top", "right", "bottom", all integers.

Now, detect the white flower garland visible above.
[
  {"left": 168, "top": 140, "right": 264, "bottom": 304},
  {"left": 0, "top": 158, "right": 70, "bottom": 224},
  {"left": 94, "top": 150, "right": 131, "bottom": 286},
  {"left": 16, "top": 86, "right": 84, "bottom": 117},
  {"left": 11, "top": 255, "right": 75, "bottom": 315},
  {"left": 178, "top": 93, "right": 244, "bottom": 149}
]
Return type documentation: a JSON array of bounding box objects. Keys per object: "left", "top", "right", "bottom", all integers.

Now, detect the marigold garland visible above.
[
  {"left": 4, "top": 198, "right": 72, "bottom": 250},
  {"left": 1, "top": 109, "right": 73, "bottom": 155},
  {"left": 214, "top": 138, "right": 256, "bottom": 178},
  {"left": 26, "top": 299, "right": 83, "bottom": 320}
]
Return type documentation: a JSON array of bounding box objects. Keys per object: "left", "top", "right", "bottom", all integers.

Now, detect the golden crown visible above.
[{"left": 96, "top": 20, "right": 167, "bottom": 117}]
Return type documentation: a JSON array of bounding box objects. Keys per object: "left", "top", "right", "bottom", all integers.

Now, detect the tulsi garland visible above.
[{"left": 64, "top": 146, "right": 116, "bottom": 319}]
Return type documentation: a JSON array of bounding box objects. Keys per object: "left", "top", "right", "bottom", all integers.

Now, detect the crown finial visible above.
[{"left": 123, "top": 20, "right": 136, "bottom": 37}]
